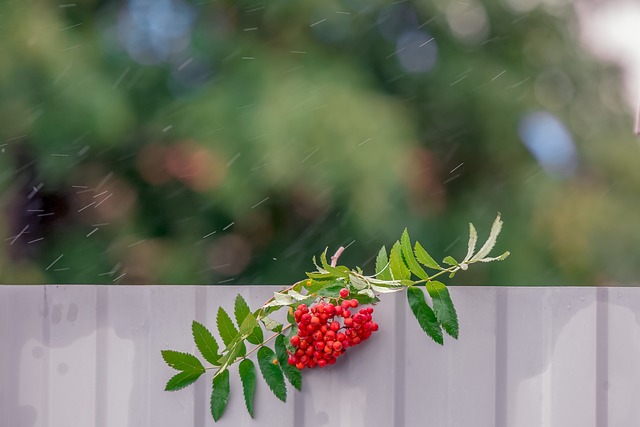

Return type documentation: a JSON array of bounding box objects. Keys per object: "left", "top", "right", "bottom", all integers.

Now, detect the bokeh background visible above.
[{"left": 0, "top": 0, "right": 638, "bottom": 285}]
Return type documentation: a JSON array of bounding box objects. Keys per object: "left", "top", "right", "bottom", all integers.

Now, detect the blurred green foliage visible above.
[{"left": 0, "top": 0, "right": 635, "bottom": 285}]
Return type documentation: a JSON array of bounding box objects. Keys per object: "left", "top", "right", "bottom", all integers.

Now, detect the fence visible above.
[{"left": 1, "top": 285, "right": 638, "bottom": 426}]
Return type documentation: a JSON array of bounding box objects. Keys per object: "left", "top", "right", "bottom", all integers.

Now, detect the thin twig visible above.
[
  {"left": 330, "top": 246, "right": 345, "bottom": 267},
  {"left": 242, "top": 324, "right": 292, "bottom": 360}
]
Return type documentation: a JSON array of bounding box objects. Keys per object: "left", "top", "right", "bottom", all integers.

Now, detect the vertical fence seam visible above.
[{"left": 595, "top": 287, "right": 609, "bottom": 427}]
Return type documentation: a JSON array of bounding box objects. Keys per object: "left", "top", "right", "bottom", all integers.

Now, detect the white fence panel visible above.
[{"left": 2, "top": 285, "right": 640, "bottom": 427}]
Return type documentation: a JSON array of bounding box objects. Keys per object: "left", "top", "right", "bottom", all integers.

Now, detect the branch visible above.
[{"left": 330, "top": 246, "right": 345, "bottom": 267}]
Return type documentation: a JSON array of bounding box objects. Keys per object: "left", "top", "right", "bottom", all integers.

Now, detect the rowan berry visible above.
[
  {"left": 287, "top": 301, "right": 379, "bottom": 370},
  {"left": 339, "top": 288, "right": 350, "bottom": 298}
]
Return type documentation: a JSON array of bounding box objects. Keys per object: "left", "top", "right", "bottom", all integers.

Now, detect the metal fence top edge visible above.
[{"left": 0, "top": 284, "right": 637, "bottom": 289}]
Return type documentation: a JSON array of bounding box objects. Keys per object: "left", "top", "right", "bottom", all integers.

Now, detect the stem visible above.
[
  {"left": 242, "top": 323, "right": 293, "bottom": 361},
  {"left": 411, "top": 265, "right": 461, "bottom": 286},
  {"left": 208, "top": 323, "right": 294, "bottom": 376},
  {"left": 330, "top": 246, "right": 345, "bottom": 267}
]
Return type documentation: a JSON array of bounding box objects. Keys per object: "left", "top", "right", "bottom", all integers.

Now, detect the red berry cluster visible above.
[{"left": 287, "top": 289, "right": 379, "bottom": 370}]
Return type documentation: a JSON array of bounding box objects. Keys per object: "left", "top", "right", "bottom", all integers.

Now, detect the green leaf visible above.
[
  {"left": 375, "top": 246, "right": 392, "bottom": 281},
  {"left": 425, "top": 281, "right": 459, "bottom": 339},
  {"left": 414, "top": 241, "right": 443, "bottom": 270},
  {"left": 287, "top": 290, "right": 307, "bottom": 301},
  {"left": 216, "top": 307, "right": 239, "bottom": 346},
  {"left": 247, "top": 324, "right": 264, "bottom": 346},
  {"left": 349, "top": 274, "right": 368, "bottom": 290},
  {"left": 217, "top": 338, "right": 245, "bottom": 366},
  {"left": 239, "top": 311, "right": 264, "bottom": 346},
  {"left": 161, "top": 350, "right": 205, "bottom": 372},
  {"left": 264, "top": 292, "right": 294, "bottom": 307},
  {"left": 320, "top": 249, "right": 349, "bottom": 278},
  {"left": 471, "top": 213, "right": 503, "bottom": 261},
  {"left": 211, "top": 369, "right": 230, "bottom": 422},
  {"left": 257, "top": 346, "right": 287, "bottom": 402},
  {"left": 275, "top": 335, "right": 302, "bottom": 391},
  {"left": 165, "top": 370, "right": 204, "bottom": 391},
  {"left": 371, "top": 283, "right": 404, "bottom": 294},
  {"left": 239, "top": 359, "right": 256, "bottom": 418},
  {"left": 262, "top": 316, "right": 283, "bottom": 333},
  {"left": 305, "top": 278, "right": 340, "bottom": 293},
  {"left": 234, "top": 294, "right": 251, "bottom": 330},
  {"left": 354, "top": 289, "right": 379, "bottom": 303},
  {"left": 316, "top": 283, "right": 346, "bottom": 298},
  {"left": 216, "top": 308, "right": 246, "bottom": 363},
  {"left": 406, "top": 287, "right": 443, "bottom": 345},
  {"left": 306, "top": 271, "right": 335, "bottom": 280},
  {"left": 443, "top": 256, "right": 459, "bottom": 267},
  {"left": 285, "top": 323, "right": 299, "bottom": 353},
  {"left": 400, "top": 229, "right": 428, "bottom": 280},
  {"left": 239, "top": 312, "right": 258, "bottom": 335},
  {"left": 389, "top": 242, "right": 411, "bottom": 280},
  {"left": 192, "top": 321, "right": 221, "bottom": 366}
]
